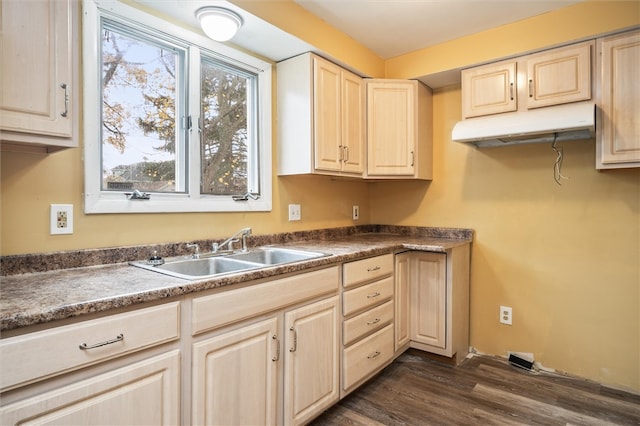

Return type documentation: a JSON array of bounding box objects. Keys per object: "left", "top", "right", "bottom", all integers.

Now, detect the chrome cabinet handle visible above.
[
  {"left": 60, "top": 83, "right": 69, "bottom": 118},
  {"left": 366, "top": 318, "right": 381, "bottom": 325},
  {"left": 343, "top": 146, "right": 349, "bottom": 163},
  {"left": 528, "top": 79, "right": 533, "bottom": 98},
  {"left": 367, "top": 351, "right": 381, "bottom": 359},
  {"left": 509, "top": 82, "right": 514, "bottom": 101},
  {"left": 79, "top": 333, "right": 123, "bottom": 350},
  {"left": 367, "top": 291, "right": 381, "bottom": 299},
  {"left": 271, "top": 334, "right": 280, "bottom": 361},
  {"left": 367, "top": 266, "right": 381, "bottom": 272},
  {"left": 410, "top": 151, "right": 414, "bottom": 167},
  {"left": 338, "top": 145, "right": 344, "bottom": 162},
  {"left": 289, "top": 326, "right": 297, "bottom": 352}
]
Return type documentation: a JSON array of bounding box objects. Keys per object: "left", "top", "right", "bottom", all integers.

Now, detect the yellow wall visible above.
[{"left": 1, "top": 0, "right": 638, "bottom": 392}]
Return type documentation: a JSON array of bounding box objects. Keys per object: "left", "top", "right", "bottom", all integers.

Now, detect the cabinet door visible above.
[
  {"left": 313, "top": 57, "right": 342, "bottom": 172},
  {"left": 341, "top": 71, "right": 365, "bottom": 173},
  {"left": 0, "top": 351, "right": 180, "bottom": 425},
  {"left": 462, "top": 60, "right": 517, "bottom": 118},
  {"left": 410, "top": 252, "right": 446, "bottom": 349},
  {"left": 598, "top": 30, "right": 640, "bottom": 166},
  {"left": 0, "top": 0, "right": 72, "bottom": 137},
  {"left": 395, "top": 252, "right": 411, "bottom": 352},
  {"left": 284, "top": 296, "right": 340, "bottom": 426},
  {"left": 526, "top": 42, "right": 592, "bottom": 109},
  {"left": 367, "top": 80, "right": 416, "bottom": 176},
  {"left": 192, "top": 317, "right": 279, "bottom": 426}
]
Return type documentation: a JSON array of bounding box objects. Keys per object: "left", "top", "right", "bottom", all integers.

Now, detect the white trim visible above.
[{"left": 82, "top": 0, "right": 272, "bottom": 213}]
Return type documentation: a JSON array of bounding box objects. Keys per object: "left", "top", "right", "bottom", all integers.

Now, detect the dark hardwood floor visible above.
[{"left": 311, "top": 350, "right": 640, "bottom": 425}]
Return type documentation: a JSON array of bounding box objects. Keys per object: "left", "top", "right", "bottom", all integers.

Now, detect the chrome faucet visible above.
[
  {"left": 212, "top": 227, "right": 252, "bottom": 253},
  {"left": 186, "top": 243, "right": 200, "bottom": 259}
]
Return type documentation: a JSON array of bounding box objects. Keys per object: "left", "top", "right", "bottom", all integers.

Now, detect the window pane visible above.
[
  {"left": 200, "top": 58, "right": 254, "bottom": 195},
  {"left": 101, "top": 22, "right": 184, "bottom": 193}
]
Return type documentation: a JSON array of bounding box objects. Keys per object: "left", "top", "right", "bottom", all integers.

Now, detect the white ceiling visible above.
[
  {"left": 294, "top": 0, "right": 583, "bottom": 59},
  {"left": 134, "top": 0, "right": 583, "bottom": 85}
]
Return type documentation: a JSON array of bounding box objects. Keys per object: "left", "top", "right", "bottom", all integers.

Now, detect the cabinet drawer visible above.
[
  {"left": 343, "top": 300, "right": 393, "bottom": 346},
  {"left": 342, "top": 324, "right": 393, "bottom": 391},
  {"left": 342, "top": 276, "right": 393, "bottom": 317},
  {"left": 192, "top": 266, "right": 339, "bottom": 335},
  {"left": 343, "top": 253, "right": 393, "bottom": 288},
  {"left": 0, "top": 302, "right": 180, "bottom": 392}
]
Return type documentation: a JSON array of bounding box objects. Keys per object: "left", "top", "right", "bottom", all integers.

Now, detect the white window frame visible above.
[{"left": 82, "top": 0, "right": 272, "bottom": 213}]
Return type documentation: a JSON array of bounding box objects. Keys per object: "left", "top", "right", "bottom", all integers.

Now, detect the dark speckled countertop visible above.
[{"left": 0, "top": 227, "right": 472, "bottom": 333}]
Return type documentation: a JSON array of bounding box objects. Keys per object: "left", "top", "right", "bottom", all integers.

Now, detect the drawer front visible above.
[
  {"left": 342, "top": 276, "right": 393, "bottom": 317},
  {"left": 343, "top": 253, "right": 393, "bottom": 288},
  {"left": 192, "top": 266, "right": 339, "bottom": 335},
  {"left": 0, "top": 302, "right": 180, "bottom": 392},
  {"left": 342, "top": 324, "right": 393, "bottom": 391},
  {"left": 343, "top": 300, "right": 393, "bottom": 346}
]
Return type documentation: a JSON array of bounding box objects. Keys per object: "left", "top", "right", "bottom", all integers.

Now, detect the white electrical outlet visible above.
[
  {"left": 50, "top": 204, "right": 74, "bottom": 235},
  {"left": 352, "top": 205, "right": 359, "bottom": 220},
  {"left": 288, "top": 204, "right": 301, "bottom": 221},
  {"left": 500, "top": 305, "right": 513, "bottom": 325}
]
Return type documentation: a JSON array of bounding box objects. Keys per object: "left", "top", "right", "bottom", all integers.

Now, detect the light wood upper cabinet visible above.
[
  {"left": 462, "top": 60, "right": 517, "bottom": 118},
  {"left": 0, "top": 0, "right": 77, "bottom": 152},
  {"left": 366, "top": 79, "right": 433, "bottom": 179},
  {"left": 526, "top": 42, "right": 592, "bottom": 109},
  {"left": 461, "top": 41, "right": 593, "bottom": 119},
  {"left": 278, "top": 53, "right": 364, "bottom": 177},
  {"left": 597, "top": 29, "right": 640, "bottom": 169}
]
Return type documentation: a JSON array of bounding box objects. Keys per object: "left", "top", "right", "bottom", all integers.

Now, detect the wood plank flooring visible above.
[{"left": 311, "top": 350, "right": 640, "bottom": 425}]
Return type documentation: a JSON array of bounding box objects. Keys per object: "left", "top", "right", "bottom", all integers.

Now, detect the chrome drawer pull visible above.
[
  {"left": 60, "top": 83, "right": 69, "bottom": 117},
  {"left": 367, "top": 292, "right": 381, "bottom": 299},
  {"left": 79, "top": 333, "right": 123, "bottom": 350},
  {"left": 368, "top": 351, "right": 381, "bottom": 359},
  {"left": 367, "top": 266, "right": 381, "bottom": 272},
  {"left": 272, "top": 334, "right": 280, "bottom": 361},
  {"left": 367, "top": 318, "right": 381, "bottom": 325}
]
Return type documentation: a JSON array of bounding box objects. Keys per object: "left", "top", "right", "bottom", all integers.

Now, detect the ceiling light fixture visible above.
[{"left": 196, "top": 7, "right": 243, "bottom": 42}]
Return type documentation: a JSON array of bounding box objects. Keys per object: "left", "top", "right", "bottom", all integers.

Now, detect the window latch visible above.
[
  {"left": 232, "top": 192, "right": 259, "bottom": 201},
  {"left": 125, "top": 190, "right": 151, "bottom": 200}
]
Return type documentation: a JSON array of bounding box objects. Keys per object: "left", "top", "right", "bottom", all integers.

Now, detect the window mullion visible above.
[{"left": 188, "top": 47, "right": 202, "bottom": 199}]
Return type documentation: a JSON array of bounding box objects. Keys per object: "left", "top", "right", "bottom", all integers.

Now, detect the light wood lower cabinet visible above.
[
  {"left": 394, "top": 252, "right": 411, "bottom": 352},
  {"left": 0, "top": 350, "right": 180, "bottom": 425},
  {"left": 192, "top": 317, "right": 280, "bottom": 426},
  {"left": 397, "top": 246, "right": 471, "bottom": 365},
  {"left": 341, "top": 254, "right": 395, "bottom": 396},
  {"left": 190, "top": 266, "right": 340, "bottom": 426}
]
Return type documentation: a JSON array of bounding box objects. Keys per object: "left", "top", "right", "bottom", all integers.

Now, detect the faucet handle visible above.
[{"left": 211, "top": 242, "right": 219, "bottom": 253}]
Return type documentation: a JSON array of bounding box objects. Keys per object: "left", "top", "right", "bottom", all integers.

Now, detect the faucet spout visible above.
[{"left": 213, "top": 227, "right": 252, "bottom": 253}]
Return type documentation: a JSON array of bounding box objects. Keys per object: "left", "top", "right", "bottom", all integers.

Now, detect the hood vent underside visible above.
[{"left": 452, "top": 102, "right": 595, "bottom": 148}]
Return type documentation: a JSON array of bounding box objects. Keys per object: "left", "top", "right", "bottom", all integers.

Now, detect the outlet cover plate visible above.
[
  {"left": 288, "top": 204, "right": 301, "bottom": 221},
  {"left": 51, "top": 204, "right": 73, "bottom": 235}
]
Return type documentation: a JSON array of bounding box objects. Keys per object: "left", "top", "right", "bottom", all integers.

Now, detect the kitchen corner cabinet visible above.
[
  {"left": 461, "top": 41, "right": 592, "bottom": 118},
  {"left": 366, "top": 79, "right": 433, "bottom": 179},
  {"left": 0, "top": 0, "right": 78, "bottom": 153},
  {"left": 406, "top": 245, "right": 471, "bottom": 365},
  {"left": 190, "top": 266, "right": 340, "bottom": 426},
  {"left": 0, "top": 303, "right": 181, "bottom": 425},
  {"left": 277, "top": 53, "right": 364, "bottom": 177},
  {"left": 596, "top": 29, "right": 640, "bottom": 169}
]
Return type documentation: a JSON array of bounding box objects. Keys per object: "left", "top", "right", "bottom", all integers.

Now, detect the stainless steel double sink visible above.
[{"left": 130, "top": 247, "right": 329, "bottom": 280}]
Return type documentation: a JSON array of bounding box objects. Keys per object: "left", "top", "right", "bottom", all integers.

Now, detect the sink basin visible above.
[
  {"left": 130, "top": 257, "right": 263, "bottom": 280},
  {"left": 227, "top": 247, "right": 328, "bottom": 265},
  {"left": 130, "top": 247, "right": 329, "bottom": 280}
]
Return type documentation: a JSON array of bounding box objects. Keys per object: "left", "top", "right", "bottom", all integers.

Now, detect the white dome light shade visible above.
[{"left": 196, "top": 7, "right": 243, "bottom": 42}]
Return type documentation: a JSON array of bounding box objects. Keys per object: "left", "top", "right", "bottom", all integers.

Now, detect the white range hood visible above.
[{"left": 452, "top": 102, "right": 595, "bottom": 147}]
